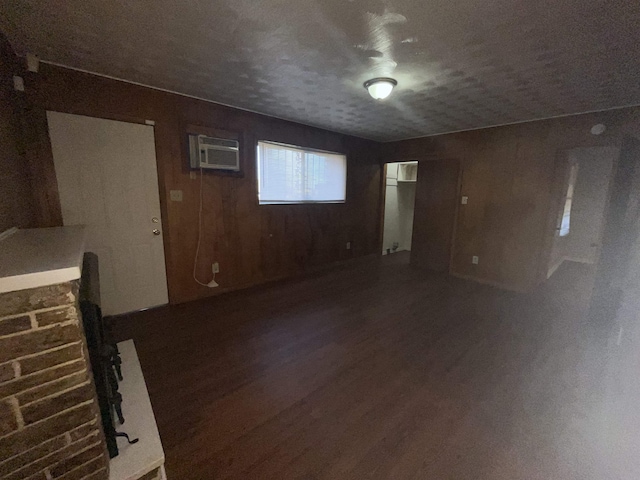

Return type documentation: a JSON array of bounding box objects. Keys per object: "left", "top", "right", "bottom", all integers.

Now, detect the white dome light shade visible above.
[{"left": 364, "top": 78, "right": 397, "bottom": 100}]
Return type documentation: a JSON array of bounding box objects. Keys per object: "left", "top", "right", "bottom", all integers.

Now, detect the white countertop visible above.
[
  {"left": 110, "top": 340, "right": 165, "bottom": 480},
  {"left": 0, "top": 226, "right": 86, "bottom": 294}
]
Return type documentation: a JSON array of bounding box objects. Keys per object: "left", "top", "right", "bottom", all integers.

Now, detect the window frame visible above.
[
  {"left": 256, "top": 140, "right": 348, "bottom": 205},
  {"left": 559, "top": 161, "right": 579, "bottom": 237}
]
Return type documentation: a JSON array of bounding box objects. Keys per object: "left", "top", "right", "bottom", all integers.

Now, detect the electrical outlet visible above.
[
  {"left": 169, "top": 190, "right": 183, "bottom": 202},
  {"left": 472, "top": 256, "right": 479, "bottom": 265},
  {"left": 212, "top": 262, "right": 220, "bottom": 274},
  {"left": 13, "top": 76, "right": 24, "bottom": 92},
  {"left": 346, "top": 242, "right": 351, "bottom": 250},
  {"left": 461, "top": 196, "right": 468, "bottom": 205}
]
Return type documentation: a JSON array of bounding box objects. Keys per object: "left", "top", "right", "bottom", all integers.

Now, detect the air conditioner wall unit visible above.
[{"left": 189, "top": 134, "right": 240, "bottom": 171}]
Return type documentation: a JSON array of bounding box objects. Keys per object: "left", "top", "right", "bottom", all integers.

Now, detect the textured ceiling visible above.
[{"left": 2, "top": 0, "right": 640, "bottom": 141}]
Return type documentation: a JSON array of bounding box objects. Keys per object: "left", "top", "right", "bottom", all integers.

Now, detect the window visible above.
[
  {"left": 559, "top": 162, "right": 579, "bottom": 237},
  {"left": 257, "top": 141, "right": 347, "bottom": 204}
]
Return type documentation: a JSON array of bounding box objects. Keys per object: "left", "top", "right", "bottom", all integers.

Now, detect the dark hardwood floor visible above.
[{"left": 112, "top": 253, "right": 631, "bottom": 479}]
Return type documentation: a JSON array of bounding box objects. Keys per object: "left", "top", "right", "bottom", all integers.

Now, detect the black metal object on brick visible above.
[{"left": 79, "top": 252, "right": 121, "bottom": 458}]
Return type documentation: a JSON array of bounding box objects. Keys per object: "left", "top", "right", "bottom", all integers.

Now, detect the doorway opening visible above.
[
  {"left": 381, "top": 161, "right": 418, "bottom": 256},
  {"left": 547, "top": 147, "right": 618, "bottom": 279}
]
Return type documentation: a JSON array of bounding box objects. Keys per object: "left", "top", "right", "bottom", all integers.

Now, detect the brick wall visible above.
[{"left": 0, "top": 282, "right": 109, "bottom": 480}]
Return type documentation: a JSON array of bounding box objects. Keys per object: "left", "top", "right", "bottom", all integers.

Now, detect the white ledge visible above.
[
  {"left": 110, "top": 340, "right": 165, "bottom": 480},
  {"left": 0, "top": 226, "right": 86, "bottom": 294}
]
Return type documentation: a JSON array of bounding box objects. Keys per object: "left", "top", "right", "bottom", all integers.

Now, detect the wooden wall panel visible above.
[
  {"left": 0, "top": 35, "right": 36, "bottom": 231},
  {"left": 410, "top": 160, "right": 460, "bottom": 272},
  {"left": 15, "top": 50, "right": 640, "bottom": 297},
  {"left": 385, "top": 109, "right": 640, "bottom": 292},
  {"left": 23, "top": 64, "right": 382, "bottom": 304}
]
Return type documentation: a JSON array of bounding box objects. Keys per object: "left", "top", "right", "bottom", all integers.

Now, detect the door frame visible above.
[
  {"left": 539, "top": 146, "right": 620, "bottom": 283},
  {"left": 378, "top": 156, "right": 462, "bottom": 274},
  {"left": 377, "top": 163, "right": 388, "bottom": 254},
  {"left": 46, "top": 110, "right": 170, "bottom": 314},
  {"left": 447, "top": 160, "right": 464, "bottom": 275},
  {"left": 541, "top": 151, "right": 576, "bottom": 279},
  {"left": 378, "top": 161, "right": 420, "bottom": 256}
]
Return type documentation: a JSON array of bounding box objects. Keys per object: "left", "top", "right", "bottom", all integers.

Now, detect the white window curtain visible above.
[{"left": 257, "top": 141, "right": 347, "bottom": 204}]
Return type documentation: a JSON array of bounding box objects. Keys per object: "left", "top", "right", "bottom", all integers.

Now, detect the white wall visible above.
[{"left": 382, "top": 162, "right": 417, "bottom": 254}]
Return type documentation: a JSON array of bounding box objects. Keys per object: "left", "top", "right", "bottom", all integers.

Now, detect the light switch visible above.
[
  {"left": 170, "top": 190, "right": 183, "bottom": 202},
  {"left": 461, "top": 196, "right": 468, "bottom": 205}
]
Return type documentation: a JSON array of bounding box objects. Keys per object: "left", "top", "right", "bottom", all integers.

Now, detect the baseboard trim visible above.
[{"left": 171, "top": 252, "right": 381, "bottom": 305}]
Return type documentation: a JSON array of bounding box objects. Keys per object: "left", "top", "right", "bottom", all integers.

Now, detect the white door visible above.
[{"left": 47, "top": 111, "right": 169, "bottom": 316}]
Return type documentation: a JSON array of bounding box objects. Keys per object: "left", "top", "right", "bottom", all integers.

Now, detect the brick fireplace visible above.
[{"left": 0, "top": 279, "right": 109, "bottom": 478}]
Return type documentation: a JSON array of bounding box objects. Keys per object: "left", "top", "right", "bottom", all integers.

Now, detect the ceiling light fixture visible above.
[{"left": 364, "top": 77, "right": 397, "bottom": 100}]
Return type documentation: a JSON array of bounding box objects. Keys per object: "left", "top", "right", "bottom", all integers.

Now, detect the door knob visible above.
[{"left": 153, "top": 229, "right": 161, "bottom": 235}]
